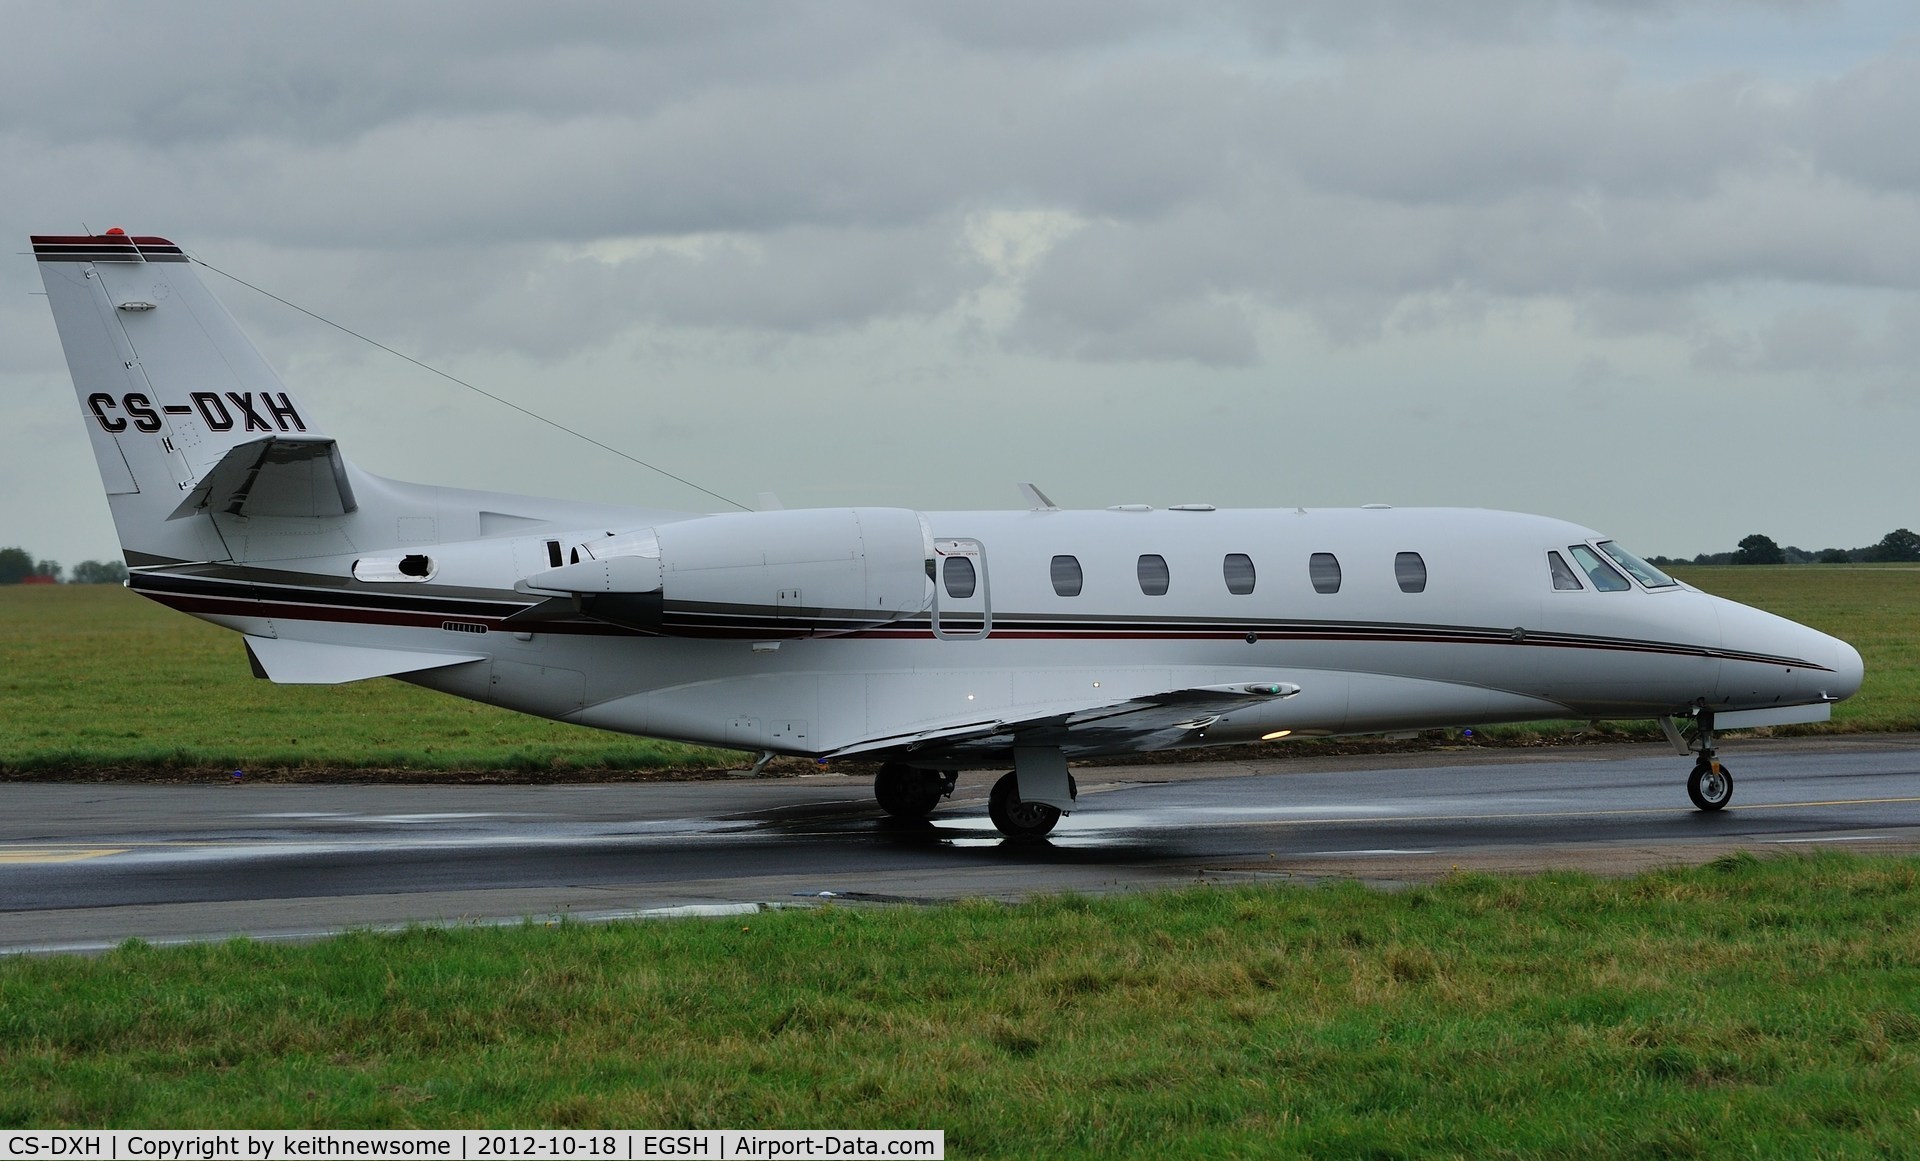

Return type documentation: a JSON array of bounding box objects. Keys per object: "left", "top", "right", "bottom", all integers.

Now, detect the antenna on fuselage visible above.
[{"left": 1019, "top": 482, "right": 1060, "bottom": 512}]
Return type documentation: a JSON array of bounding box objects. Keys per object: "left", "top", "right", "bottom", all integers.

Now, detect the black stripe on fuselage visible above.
[{"left": 126, "top": 569, "right": 1830, "bottom": 670}]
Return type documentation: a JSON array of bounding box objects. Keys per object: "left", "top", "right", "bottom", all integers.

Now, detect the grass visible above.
[
  {"left": 2, "top": 852, "right": 1918, "bottom": 1154},
  {"left": 0, "top": 585, "right": 738, "bottom": 775},
  {"left": 2, "top": 565, "right": 1914, "bottom": 775},
  {"left": 1670, "top": 565, "right": 1920, "bottom": 732}
]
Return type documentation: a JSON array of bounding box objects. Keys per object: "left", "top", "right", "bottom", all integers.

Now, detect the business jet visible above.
[{"left": 32, "top": 231, "right": 1864, "bottom": 836}]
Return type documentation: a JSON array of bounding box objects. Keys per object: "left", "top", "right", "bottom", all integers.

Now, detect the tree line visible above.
[
  {"left": 1648, "top": 528, "right": 1920, "bottom": 567},
  {"left": 0, "top": 547, "right": 127, "bottom": 585}
]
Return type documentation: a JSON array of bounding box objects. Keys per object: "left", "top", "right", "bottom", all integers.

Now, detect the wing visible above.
[{"left": 825, "top": 678, "right": 1301, "bottom": 763}]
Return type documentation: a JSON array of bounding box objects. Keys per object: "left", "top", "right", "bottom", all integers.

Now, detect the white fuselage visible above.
[{"left": 147, "top": 498, "right": 1861, "bottom": 765}]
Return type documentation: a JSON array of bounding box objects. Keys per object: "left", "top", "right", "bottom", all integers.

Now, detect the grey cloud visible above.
[
  {"left": 1804, "top": 50, "right": 1920, "bottom": 192},
  {"left": 6, "top": 0, "right": 1916, "bottom": 365},
  {"left": 0, "top": 2, "right": 885, "bottom": 146},
  {"left": 4, "top": 38, "right": 1255, "bottom": 249},
  {"left": 1691, "top": 299, "right": 1920, "bottom": 375},
  {"left": 1024, "top": 296, "right": 1260, "bottom": 366},
  {"left": 1267, "top": 48, "right": 1775, "bottom": 205},
  {"left": 183, "top": 220, "right": 984, "bottom": 367}
]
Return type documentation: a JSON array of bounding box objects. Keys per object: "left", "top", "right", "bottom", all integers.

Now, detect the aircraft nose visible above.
[
  {"left": 1710, "top": 595, "right": 1863, "bottom": 707},
  {"left": 1825, "top": 637, "right": 1865, "bottom": 703}
]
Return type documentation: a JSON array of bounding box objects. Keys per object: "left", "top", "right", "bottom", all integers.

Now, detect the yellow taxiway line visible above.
[{"left": 0, "top": 846, "right": 133, "bottom": 864}]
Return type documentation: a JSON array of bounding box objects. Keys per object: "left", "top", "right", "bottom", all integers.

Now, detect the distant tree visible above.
[
  {"left": 69, "top": 559, "right": 128, "bottom": 584},
  {"left": 0, "top": 547, "right": 32, "bottom": 584},
  {"left": 1818, "top": 548, "right": 1852, "bottom": 564},
  {"left": 1732, "top": 534, "right": 1785, "bottom": 566},
  {"left": 34, "top": 559, "right": 63, "bottom": 582},
  {"left": 1869, "top": 528, "right": 1920, "bottom": 563}
]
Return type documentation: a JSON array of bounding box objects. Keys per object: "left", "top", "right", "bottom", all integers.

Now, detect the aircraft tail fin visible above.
[{"left": 33, "top": 231, "right": 331, "bottom": 566}]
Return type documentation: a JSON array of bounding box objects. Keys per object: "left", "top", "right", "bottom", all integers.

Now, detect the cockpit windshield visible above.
[
  {"left": 1567, "top": 545, "right": 1630, "bottom": 591},
  {"left": 1596, "top": 541, "right": 1678, "bottom": 589}
]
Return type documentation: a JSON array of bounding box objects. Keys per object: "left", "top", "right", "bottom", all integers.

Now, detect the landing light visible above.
[{"left": 1262, "top": 730, "right": 1293, "bottom": 741}]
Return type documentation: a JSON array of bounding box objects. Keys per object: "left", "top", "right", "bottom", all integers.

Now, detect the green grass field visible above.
[
  {"left": 3, "top": 853, "right": 1917, "bottom": 1154},
  {"left": 1671, "top": 564, "right": 1920, "bottom": 732},
  {"left": 0, "top": 585, "right": 737, "bottom": 775},
  {"left": 1, "top": 565, "right": 1913, "bottom": 775}
]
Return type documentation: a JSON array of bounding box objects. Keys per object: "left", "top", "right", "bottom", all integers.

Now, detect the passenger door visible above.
[{"left": 932, "top": 538, "right": 990, "bottom": 640}]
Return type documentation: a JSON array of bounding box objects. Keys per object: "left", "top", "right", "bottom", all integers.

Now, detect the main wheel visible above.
[
  {"left": 1688, "top": 758, "right": 1733, "bottom": 812},
  {"left": 987, "top": 770, "right": 1072, "bottom": 838},
  {"left": 874, "top": 763, "right": 946, "bottom": 819}
]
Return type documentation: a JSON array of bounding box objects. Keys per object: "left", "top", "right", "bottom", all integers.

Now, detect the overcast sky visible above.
[{"left": 5, "top": 0, "right": 1917, "bottom": 566}]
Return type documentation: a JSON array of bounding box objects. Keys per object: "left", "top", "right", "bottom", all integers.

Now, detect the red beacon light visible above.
[{"left": 104, "top": 227, "right": 126, "bottom": 236}]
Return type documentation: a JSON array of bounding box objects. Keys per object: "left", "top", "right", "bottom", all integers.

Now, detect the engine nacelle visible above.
[{"left": 518, "top": 507, "right": 934, "bottom": 637}]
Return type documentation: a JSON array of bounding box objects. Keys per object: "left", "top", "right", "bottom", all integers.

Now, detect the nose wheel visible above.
[{"left": 1688, "top": 755, "right": 1733, "bottom": 811}]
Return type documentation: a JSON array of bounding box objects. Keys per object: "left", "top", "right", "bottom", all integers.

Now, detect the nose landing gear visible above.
[
  {"left": 1688, "top": 754, "right": 1733, "bottom": 811},
  {"left": 1662, "top": 709, "right": 1733, "bottom": 812}
]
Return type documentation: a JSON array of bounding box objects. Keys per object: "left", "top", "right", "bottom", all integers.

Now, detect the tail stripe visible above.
[{"left": 31, "top": 234, "right": 188, "bottom": 263}]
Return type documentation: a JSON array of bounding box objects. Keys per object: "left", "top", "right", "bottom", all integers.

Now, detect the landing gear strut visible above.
[
  {"left": 1671, "top": 709, "right": 1733, "bottom": 812},
  {"left": 873, "top": 763, "right": 955, "bottom": 820}
]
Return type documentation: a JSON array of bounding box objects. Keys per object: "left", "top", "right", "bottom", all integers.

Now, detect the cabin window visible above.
[
  {"left": 545, "top": 540, "right": 562, "bottom": 568},
  {"left": 1597, "top": 541, "right": 1678, "bottom": 589},
  {"left": 943, "top": 555, "right": 977, "bottom": 599},
  {"left": 1567, "top": 544, "right": 1630, "bottom": 592},
  {"left": 1223, "top": 553, "right": 1256, "bottom": 596},
  {"left": 1137, "top": 554, "right": 1170, "bottom": 596},
  {"left": 1395, "top": 552, "right": 1427, "bottom": 593},
  {"left": 1548, "top": 551, "right": 1584, "bottom": 590},
  {"left": 1049, "top": 554, "right": 1083, "bottom": 597},
  {"left": 1309, "top": 552, "right": 1341, "bottom": 594}
]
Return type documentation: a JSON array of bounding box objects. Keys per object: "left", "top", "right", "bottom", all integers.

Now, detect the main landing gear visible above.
[
  {"left": 1663, "top": 709, "right": 1733, "bottom": 812},
  {"left": 873, "top": 763, "right": 956, "bottom": 820},
  {"left": 874, "top": 750, "right": 1078, "bottom": 838},
  {"left": 988, "top": 771, "right": 1079, "bottom": 839}
]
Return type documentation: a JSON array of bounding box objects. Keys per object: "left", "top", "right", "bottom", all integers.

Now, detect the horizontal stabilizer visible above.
[
  {"left": 243, "top": 636, "right": 484, "bottom": 685},
  {"left": 170, "top": 437, "right": 356, "bottom": 521}
]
